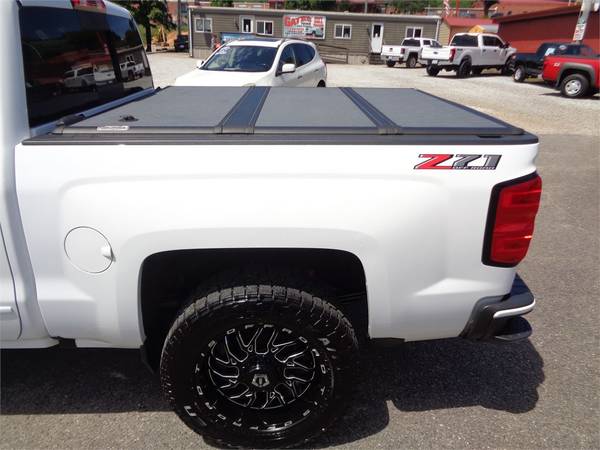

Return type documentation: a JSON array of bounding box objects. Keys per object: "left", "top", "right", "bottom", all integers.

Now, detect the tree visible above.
[
  {"left": 115, "top": 1, "right": 174, "bottom": 52},
  {"left": 389, "top": 0, "right": 474, "bottom": 14},
  {"left": 210, "top": 0, "right": 234, "bottom": 6}
]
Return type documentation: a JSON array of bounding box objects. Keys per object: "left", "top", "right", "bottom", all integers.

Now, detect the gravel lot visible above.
[{"left": 1, "top": 52, "right": 598, "bottom": 449}]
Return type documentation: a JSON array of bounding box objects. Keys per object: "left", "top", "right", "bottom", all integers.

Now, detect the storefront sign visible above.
[{"left": 283, "top": 15, "right": 326, "bottom": 40}]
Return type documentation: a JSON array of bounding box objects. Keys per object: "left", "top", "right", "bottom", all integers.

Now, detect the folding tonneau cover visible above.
[{"left": 26, "top": 87, "right": 537, "bottom": 145}]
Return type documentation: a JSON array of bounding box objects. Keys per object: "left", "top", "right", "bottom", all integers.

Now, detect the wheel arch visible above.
[
  {"left": 139, "top": 247, "right": 368, "bottom": 369},
  {"left": 558, "top": 63, "right": 595, "bottom": 86}
]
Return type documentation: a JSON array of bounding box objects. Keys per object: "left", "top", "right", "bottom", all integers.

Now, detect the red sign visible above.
[{"left": 283, "top": 15, "right": 326, "bottom": 40}]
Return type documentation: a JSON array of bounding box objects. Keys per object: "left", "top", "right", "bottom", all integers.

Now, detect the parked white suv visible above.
[
  {"left": 421, "top": 33, "right": 516, "bottom": 78},
  {"left": 175, "top": 38, "right": 327, "bottom": 87},
  {"left": 380, "top": 37, "right": 440, "bottom": 68}
]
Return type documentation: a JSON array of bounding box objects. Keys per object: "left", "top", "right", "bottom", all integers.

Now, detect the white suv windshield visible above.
[{"left": 203, "top": 46, "right": 277, "bottom": 72}]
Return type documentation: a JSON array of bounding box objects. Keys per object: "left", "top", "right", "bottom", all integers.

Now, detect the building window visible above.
[
  {"left": 256, "top": 20, "right": 273, "bottom": 36},
  {"left": 405, "top": 26, "right": 422, "bottom": 38},
  {"left": 240, "top": 16, "right": 253, "bottom": 33},
  {"left": 195, "top": 18, "right": 212, "bottom": 33},
  {"left": 334, "top": 24, "right": 352, "bottom": 39}
]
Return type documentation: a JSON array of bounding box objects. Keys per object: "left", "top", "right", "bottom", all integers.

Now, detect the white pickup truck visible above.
[
  {"left": 421, "top": 33, "right": 516, "bottom": 78},
  {"left": 2, "top": 1, "right": 542, "bottom": 448},
  {"left": 380, "top": 37, "right": 441, "bottom": 68}
]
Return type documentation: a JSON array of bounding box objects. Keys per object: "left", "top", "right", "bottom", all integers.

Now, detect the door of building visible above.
[{"left": 370, "top": 23, "right": 384, "bottom": 53}]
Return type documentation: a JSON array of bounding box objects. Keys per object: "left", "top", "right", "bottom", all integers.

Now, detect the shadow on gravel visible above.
[
  {"left": 0, "top": 338, "right": 543, "bottom": 447},
  {"left": 540, "top": 92, "right": 599, "bottom": 100}
]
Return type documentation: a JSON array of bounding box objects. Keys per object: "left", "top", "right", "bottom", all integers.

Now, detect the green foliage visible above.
[
  {"left": 390, "top": 0, "right": 474, "bottom": 13},
  {"left": 115, "top": 1, "right": 173, "bottom": 27},
  {"left": 114, "top": 1, "right": 174, "bottom": 51},
  {"left": 283, "top": 0, "right": 336, "bottom": 11},
  {"left": 210, "top": 0, "right": 234, "bottom": 6}
]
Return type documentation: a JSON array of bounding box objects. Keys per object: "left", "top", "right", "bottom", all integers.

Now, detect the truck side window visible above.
[
  {"left": 451, "top": 35, "right": 478, "bottom": 47},
  {"left": 19, "top": 6, "right": 152, "bottom": 128}
]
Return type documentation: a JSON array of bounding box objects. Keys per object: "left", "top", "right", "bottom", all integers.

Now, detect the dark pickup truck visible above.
[{"left": 511, "top": 43, "right": 595, "bottom": 82}]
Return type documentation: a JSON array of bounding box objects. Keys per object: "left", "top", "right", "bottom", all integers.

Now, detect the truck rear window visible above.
[
  {"left": 451, "top": 35, "right": 478, "bottom": 47},
  {"left": 19, "top": 6, "right": 153, "bottom": 127},
  {"left": 402, "top": 39, "right": 420, "bottom": 47}
]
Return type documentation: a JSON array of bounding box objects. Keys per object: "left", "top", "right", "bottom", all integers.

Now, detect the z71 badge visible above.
[{"left": 414, "top": 154, "right": 501, "bottom": 170}]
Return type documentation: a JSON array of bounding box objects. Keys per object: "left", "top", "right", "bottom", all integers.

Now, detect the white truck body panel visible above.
[
  {"left": 2, "top": 0, "right": 539, "bottom": 353},
  {"left": 15, "top": 141, "right": 536, "bottom": 347}
]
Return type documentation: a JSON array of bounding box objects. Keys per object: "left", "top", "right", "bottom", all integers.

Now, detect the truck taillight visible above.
[
  {"left": 401, "top": 48, "right": 405, "bottom": 54},
  {"left": 483, "top": 173, "right": 542, "bottom": 267},
  {"left": 449, "top": 48, "right": 456, "bottom": 62}
]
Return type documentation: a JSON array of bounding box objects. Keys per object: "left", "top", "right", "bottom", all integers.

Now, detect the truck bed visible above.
[{"left": 26, "top": 87, "right": 535, "bottom": 145}]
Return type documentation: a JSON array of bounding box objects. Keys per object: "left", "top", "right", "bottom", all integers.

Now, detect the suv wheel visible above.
[
  {"left": 513, "top": 65, "right": 526, "bottom": 82},
  {"left": 160, "top": 272, "right": 358, "bottom": 448},
  {"left": 406, "top": 54, "right": 417, "bottom": 68},
  {"left": 456, "top": 59, "right": 471, "bottom": 78},
  {"left": 386, "top": 60, "right": 395, "bottom": 68},
  {"left": 560, "top": 73, "right": 590, "bottom": 98}
]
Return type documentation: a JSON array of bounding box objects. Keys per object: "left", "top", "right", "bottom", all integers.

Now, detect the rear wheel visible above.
[
  {"left": 385, "top": 60, "right": 395, "bottom": 68},
  {"left": 513, "top": 65, "right": 526, "bottom": 82},
  {"left": 160, "top": 273, "right": 358, "bottom": 449},
  {"left": 317, "top": 80, "right": 326, "bottom": 87},
  {"left": 456, "top": 59, "right": 471, "bottom": 78},
  {"left": 406, "top": 54, "right": 417, "bottom": 68},
  {"left": 560, "top": 73, "right": 590, "bottom": 98},
  {"left": 426, "top": 65, "right": 440, "bottom": 77}
]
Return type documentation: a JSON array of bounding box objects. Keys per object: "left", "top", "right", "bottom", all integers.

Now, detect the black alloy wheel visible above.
[{"left": 160, "top": 274, "right": 358, "bottom": 448}]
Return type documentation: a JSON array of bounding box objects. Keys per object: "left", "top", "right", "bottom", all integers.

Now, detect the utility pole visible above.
[
  {"left": 573, "top": 0, "right": 597, "bottom": 43},
  {"left": 456, "top": 0, "right": 461, "bottom": 17},
  {"left": 177, "top": 0, "right": 182, "bottom": 37}
]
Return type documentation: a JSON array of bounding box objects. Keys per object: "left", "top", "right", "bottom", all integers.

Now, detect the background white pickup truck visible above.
[
  {"left": 380, "top": 37, "right": 441, "bottom": 68},
  {"left": 421, "top": 33, "right": 516, "bottom": 78},
  {"left": 1, "top": 1, "right": 542, "bottom": 448}
]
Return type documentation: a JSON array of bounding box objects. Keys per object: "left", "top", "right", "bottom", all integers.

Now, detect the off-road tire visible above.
[
  {"left": 317, "top": 80, "right": 326, "bottom": 87},
  {"left": 406, "top": 54, "right": 417, "bottom": 68},
  {"left": 160, "top": 270, "right": 358, "bottom": 449},
  {"left": 513, "top": 65, "right": 526, "bottom": 82},
  {"left": 456, "top": 59, "right": 471, "bottom": 78},
  {"left": 560, "top": 73, "right": 590, "bottom": 99},
  {"left": 426, "top": 65, "right": 440, "bottom": 76},
  {"left": 385, "top": 60, "right": 395, "bottom": 68}
]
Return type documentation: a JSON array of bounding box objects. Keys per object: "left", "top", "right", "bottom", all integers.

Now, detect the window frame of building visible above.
[
  {"left": 256, "top": 20, "right": 274, "bottom": 36},
  {"left": 194, "top": 17, "right": 212, "bottom": 33},
  {"left": 334, "top": 23, "right": 352, "bottom": 40},
  {"left": 405, "top": 26, "right": 423, "bottom": 38},
  {"left": 240, "top": 16, "right": 254, "bottom": 34}
]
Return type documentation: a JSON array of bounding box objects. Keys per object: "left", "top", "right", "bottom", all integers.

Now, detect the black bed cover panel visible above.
[
  {"left": 59, "top": 87, "right": 522, "bottom": 134},
  {"left": 28, "top": 87, "right": 535, "bottom": 144}
]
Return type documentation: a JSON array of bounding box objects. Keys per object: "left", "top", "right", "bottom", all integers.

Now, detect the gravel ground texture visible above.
[{"left": 1, "top": 52, "right": 599, "bottom": 450}]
